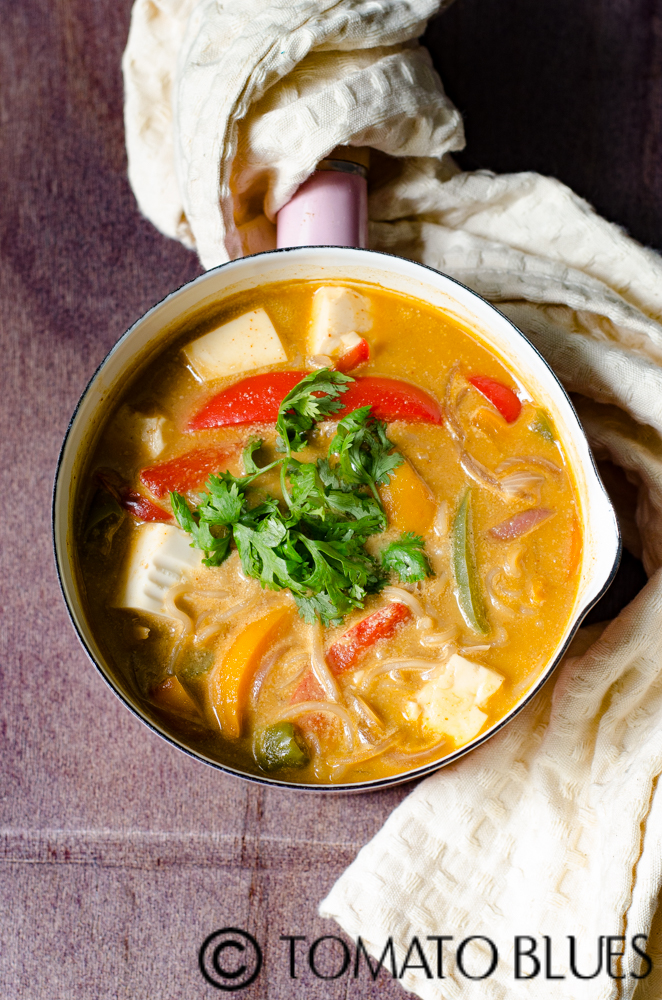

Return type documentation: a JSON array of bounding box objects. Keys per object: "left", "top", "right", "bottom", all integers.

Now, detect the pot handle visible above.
[{"left": 276, "top": 149, "right": 368, "bottom": 250}]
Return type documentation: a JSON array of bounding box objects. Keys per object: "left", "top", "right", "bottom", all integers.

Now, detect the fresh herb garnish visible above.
[
  {"left": 329, "top": 406, "right": 404, "bottom": 502},
  {"left": 170, "top": 369, "right": 433, "bottom": 625},
  {"left": 381, "top": 532, "right": 432, "bottom": 583},
  {"left": 276, "top": 368, "right": 352, "bottom": 454}
]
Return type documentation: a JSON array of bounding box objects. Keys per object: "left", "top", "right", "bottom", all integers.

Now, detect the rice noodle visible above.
[
  {"left": 327, "top": 736, "right": 400, "bottom": 781},
  {"left": 276, "top": 652, "right": 309, "bottom": 691},
  {"left": 165, "top": 632, "right": 186, "bottom": 673},
  {"left": 460, "top": 644, "right": 492, "bottom": 654},
  {"left": 274, "top": 701, "right": 355, "bottom": 750},
  {"left": 418, "top": 625, "right": 457, "bottom": 646},
  {"left": 360, "top": 657, "right": 447, "bottom": 690},
  {"left": 491, "top": 626, "right": 509, "bottom": 647},
  {"left": 310, "top": 620, "right": 341, "bottom": 702},
  {"left": 485, "top": 568, "right": 514, "bottom": 615},
  {"left": 194, "top": 598, "right": 258, "bottom": 645},
  {"left": 387, "top": 737, "right": 447, "bottom": 767},
  {"left": 504, "top": 542, "right": 526, "bottom": 580},
  {"left": 383, "top": 586, "right": 426, "bottom": 618},
  {"left": 189, "top": 589, "right": 230, "bottom": 599},
  {"left": 346, "top": 691, "right": 384, "bottom": 733},
  {"left": 433, "top": 500, "right": 449, "bottom": 540},
  {"left": 163, "top": 584, "right": 194, "bottom": 638},
  {"left": 250, "top": 641, "right": 292, "bottom": 707}
]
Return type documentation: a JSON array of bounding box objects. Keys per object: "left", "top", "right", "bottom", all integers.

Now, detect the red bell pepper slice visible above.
[
  {"left": 326, "top": 602, "right": 413, "bottom": 675},
  {"left": 334, "top": 338, "right": 370, "bottom": 373},
  {"left": 188, "top": 372, "right": 442, "bottom": 431},
  {"left": 187, "top": 371, "right": 308, "bottom": 431},
  {"left": 335, "top": 377, "right": 442, "bottom": 423},
  {"left": 140, "top": 445, "right": 239, "bottom": 499},
  {"left": 121, "top": 489, "right": 172, "bottom": 522},
  {"left": 96, "top": 470, "right": 171, "bottom": 523},
  {"left": 469, "top": 375, "right": 521, "bottom": 423}
]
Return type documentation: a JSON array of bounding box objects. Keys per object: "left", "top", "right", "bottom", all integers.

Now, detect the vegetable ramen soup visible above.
[{"left": 78, "top": 281, "right": 582, "bottom": 784}]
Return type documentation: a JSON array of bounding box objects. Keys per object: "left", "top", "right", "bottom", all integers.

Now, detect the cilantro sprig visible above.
[
  {"left": 276, "top": 368, "right": 352, "bottom": 454},
  {"left": 381, "top": 533, "right": 432, "bottom": 583},
  {"left": 170, "top": 370, "right": 433, "bottom": 625},
  {"left": 329, "top": 406, "right": 404, "bottom": 502}
]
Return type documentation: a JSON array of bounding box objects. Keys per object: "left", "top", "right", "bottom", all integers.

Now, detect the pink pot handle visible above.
[{"left": 276, "top": 168, "right": 367, "bottom": 249}]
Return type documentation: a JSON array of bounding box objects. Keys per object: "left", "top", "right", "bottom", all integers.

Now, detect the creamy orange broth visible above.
[{"left": 77, "top": 281, "right": 582, "bottom": 783}]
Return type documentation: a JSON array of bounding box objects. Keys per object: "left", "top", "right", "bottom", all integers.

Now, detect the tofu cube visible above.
[
  {"left": 308, "top": 286, "right": 372, "bottom": 358},
  {"left": 139, "top": 415, "right": 167, "bottom": 459},
  {"left": 105, "top": 407, "right": 168, "bottom": 460},
  {"left": 416, "top": 653, "right": 504, "bottom": 746},
  {"left": 115, "top": 523, "right": 202, "bottom": 618},
  {"left": 183, "top": 308, "right": 287, "bottom": 380}
]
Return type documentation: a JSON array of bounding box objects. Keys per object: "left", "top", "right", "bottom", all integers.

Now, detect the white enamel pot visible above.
[{"left": 53, "top": 246, "right": 621, "bottom": 791}]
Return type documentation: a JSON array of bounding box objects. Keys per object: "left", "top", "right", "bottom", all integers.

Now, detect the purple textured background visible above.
[{"left": 0, "top": 0, "right": 658, "bottom": 996}]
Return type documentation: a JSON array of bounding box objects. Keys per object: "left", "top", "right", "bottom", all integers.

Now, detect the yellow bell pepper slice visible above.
[
  {"left": 210, "top": 604, "right": 293, "bottom": 738},
  {"left": 379, "top": 460, "right": 437, "bottom": 534}
]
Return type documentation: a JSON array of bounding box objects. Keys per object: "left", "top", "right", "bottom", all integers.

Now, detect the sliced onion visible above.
[
  {"left": 499, "top": 470, "right": 545, "bottom": 502},
  {"left": 459, "top": 451, "right": 504, "bottom": 495},
  {"left": 496, "top": 456, "right": 561, "bottom": 475},
  {"left": 490, "top": 507, "right": 554, "bottom": 541}
]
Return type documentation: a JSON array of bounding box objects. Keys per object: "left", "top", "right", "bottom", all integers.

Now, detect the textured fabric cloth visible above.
[{"left": 123, "top": 3, "right": 662, "bottom": 997}]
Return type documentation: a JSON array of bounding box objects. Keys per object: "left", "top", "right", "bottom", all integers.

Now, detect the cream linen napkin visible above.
[{"left": 123, "top": 2, "right": 662, "bottom": 996}]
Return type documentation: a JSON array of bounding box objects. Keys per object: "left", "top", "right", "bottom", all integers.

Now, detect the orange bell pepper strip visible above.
[
  {"left": 378, "top": 460, "right": 437, "bottom": 534},
  {"left": 210, "top": 605, "right": 293, "bottom": 738},
  {"left": 151, "top": 676, "right": 200, "bottom": 720}
]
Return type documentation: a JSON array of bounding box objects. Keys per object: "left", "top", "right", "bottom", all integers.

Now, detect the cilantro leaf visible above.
[
  {"left": 198, "top": 477, "right": 245, "bottom": 525},
  {"left": 276, "top": 368, "right": 352, "bottom": 454},
  {"left": 170, "top": 491, "right": 233, "bottom": 567},
  {"left": 329, "top": 406, "right": 403, "bottom": 501},
  {"left": 381, "top": 532, "right": 432, "bottom": 583}
]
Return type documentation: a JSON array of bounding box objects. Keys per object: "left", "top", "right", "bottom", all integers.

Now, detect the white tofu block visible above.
[
  {"left": 115, "top": 523, "right": 202, "bottom": 618},
  {"left": 416, "top": 653, "right": 504, "bottom": 745},
  {"left": 183, "top": 308, "right": 287, "bottom": 380},
  {"left": 139, "top": 415, "right": 167, "bottom": 459},
  {"left": 105, "top": 407, "right": 168, "bottom": 460},
  {"left": 308, "top": 286, "right": 372, "bottom": 358}
]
